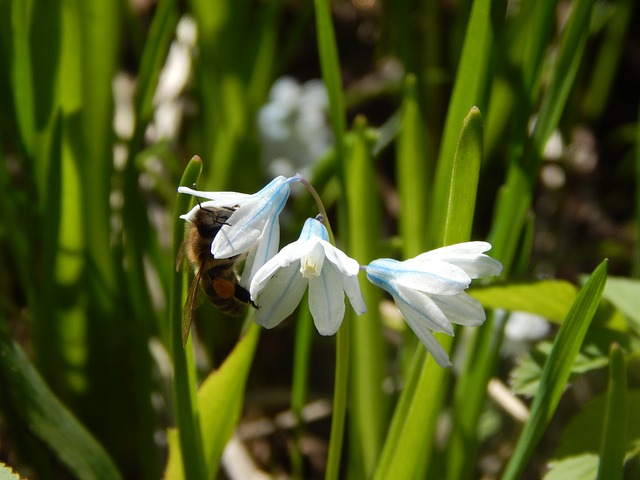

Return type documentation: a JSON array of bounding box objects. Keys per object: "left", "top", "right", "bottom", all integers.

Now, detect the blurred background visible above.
[{"left": 1, "top": 0, "right": 639, "bottom": 478}]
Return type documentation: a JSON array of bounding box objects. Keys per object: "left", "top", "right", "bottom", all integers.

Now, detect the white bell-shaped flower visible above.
[
  {"left": 179, "top": 176, "right": 299, "bottom": 280},
  {"left": 250, "top": 218, "right": 366, "bottom": 335},
  {"left": 365, "top": 242, "right": 502, "bottom": 367}
]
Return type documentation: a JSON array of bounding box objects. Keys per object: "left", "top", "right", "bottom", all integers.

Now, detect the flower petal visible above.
[
  {"left": 364, "top": 259, "right": 400, "bottom": 293},
  {"left": 415, "top": 241, "right": 502, "bottom": 278},
  {"left": 179, "top": 200, "right": 238, "bottom": 223},
  {"left": 177, "top": 186, "right": 250, "bottom": 205},
  {"left": 321, "top": 239, "right": 361, "bottom": 276},
  {"left": 239, "top": 214, "right": 280, "bottom": 286},
  {"left": 394, "top": 258, "right": 471, "bottom": 294},
  {"left": 250, "top": 238, "right": 311, "bottom": 296},
  {"left": 431, "top": 292, "right": 486, "bottom": 327},
  {"left": 394, "top": 297, "right": 452, "bottom": 368},
  {"left": 308, "top": 264, "right": 346, "bottom": 335},
  {"left": 340, "top": 273, "right": 367, "bottom": 315},
  {"left": 298, "top": 217, "right": 329, "bottom": 242},
  {"left": 254, "top": 263, "right": 308, "bottom": 329},
  {"left": 365, "top": 258, "right": 469, "bottom": 296},
  {"left": 212, "top": 176, "right": 291, "bottom": 258},
  {"left": 395, "top": 287, "right": 454, "bottom": 335}
]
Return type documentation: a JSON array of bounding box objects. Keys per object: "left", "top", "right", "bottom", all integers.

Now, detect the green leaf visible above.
[
  {"left": 511, "top": 340, "right": 610, "bottom": 397},
  {"left": 598, "top": 344, "right": 628, "bottom": 479},
  {"left": 10, "top": 0, "right": 35, "bottom": 156},
  {"left": 165, "top": 322, "right": 260, "bottom": 478},
  {"left": 531, "top": 0, "right": 597, "bottom": 153},
  {"left": 0, "top": 330, "right": 122, "bottom": 480},
  {"left": 430, "top": 0, "right": 493, "bottom": 246},
  {"left": 170, "top": 156, "right": 207, "bottom": 480},
  {"left": 502, "top": 259, "right": 608, "bottom": 480},
  {"left": 346, "top": 116, "right": 385, "bottom": 478},
  {"left": 602, "top": 276, "right": 640, "bottom": 331},
  {"left": 375, "top": 93, "right": 484, "bottom": 480},
  {"left": 396, "top": 74, "right": 430, "bottom": 257},
  {"left": 133, "top": 0, "right": 179, "bottom": 128},
  {"left": 470, "top": 280, "right": 578, "bottom": 323},
  {"left": 441, "top": 108, "right": 485, "bottom": 480},
  {"left": 582, "top": 0, "right": 635, "bottom": 120},
  {"left": 545, "top": 453, "right": 599, "bottom": 480},
  {"left": 443, "top": 106, "right": 483, "bottom": 246},
  {"left": 554, "top": 390, "right": 640, "bottom": 460},
  {"left": 314, "top": 0, "right": 346, "bottom": 175}
]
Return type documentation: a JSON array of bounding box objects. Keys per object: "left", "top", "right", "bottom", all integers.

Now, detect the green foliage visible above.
[
  {"left": 0, "top": 324, "right": 121, "bottom": 480},
  {"left": 503, "top": 260, "right": 608, "bottom": 479},
  {"left": 471, "top": 280, "right": 579, "bottom": 323},
  {"left": 165, "top": 322, "right": 260, "bottom": 479},
  {"left": 1, "top": 0, "right": 637, "bottom": 478}
]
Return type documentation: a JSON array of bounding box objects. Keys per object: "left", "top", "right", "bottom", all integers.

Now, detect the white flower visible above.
[
  {"left": 501, "top": 310, "right": 551, "bottom": 359},
  {"left": 179, "top": 175, "right": 299, "bottom": 280},
  {"left": 365, "top": 242, "right": 502, "bottom": 367},
  {"left": 258, "top": 77, "right": 331, "bottom": 178},
  {"left": 148, "top": 15, "right": 197, "bottom": 142},
  {"left": 250, "top": 218, "right": 366, "bottom": 335}
]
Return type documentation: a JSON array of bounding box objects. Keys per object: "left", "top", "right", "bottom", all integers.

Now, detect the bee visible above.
[{"left": 180, "top": 202, "right": 256, "bottom": 346}]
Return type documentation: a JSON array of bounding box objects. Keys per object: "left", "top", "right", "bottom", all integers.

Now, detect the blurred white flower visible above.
[
  {"left": 528, "top": 115, "right": 565, "bottom": 161},
  {"left": 501, "top": 310, "right": 551, "bottom": 359},
  {"left": 250, "top": 218, "right": 366, "bottom": 335},
  {"left": 147, "top": 15, "right": 197, "bottom": 142},
  {"left": 365, "top": 242, "right": 502, "bottom": 367},
  {"left": 258, "top": 77, "right": 332, "bottom": 178},
  {"left": 112, "top": 72, "right": 136, "bottom": 140}
]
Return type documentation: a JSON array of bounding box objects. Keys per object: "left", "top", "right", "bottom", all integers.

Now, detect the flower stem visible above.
[
  {"left": 295, "top": 174, "right": 336, "bottom": 245},
  {"left": 325, "top": 314, "right": 350, "bottom": 480},
  {"left": 293, "top": 175, "right": 348, "bottom": 479}
]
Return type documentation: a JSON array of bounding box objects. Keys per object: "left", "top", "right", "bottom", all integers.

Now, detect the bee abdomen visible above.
[{"left": 200, "top": 263, "right": 251, "bottom": 317}]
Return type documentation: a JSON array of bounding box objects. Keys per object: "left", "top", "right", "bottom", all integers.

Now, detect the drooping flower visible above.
[
  {"left": 365, "top": 242, "right": 502, "bottom": 367},
  {"left": 179, "top": 175, "right": 300, "bottom": 281},
  {"left": 250, "top": 218, "right": 366, "bottom": 335}
]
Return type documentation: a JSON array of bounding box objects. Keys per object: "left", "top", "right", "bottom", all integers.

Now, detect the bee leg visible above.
[{"left": 232, "top": 283, "right": 259, "bottom": 310}]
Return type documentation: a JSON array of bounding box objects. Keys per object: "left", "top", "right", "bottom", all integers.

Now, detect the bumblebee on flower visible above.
[{"left": 179, "top": 174, "right": 502, "bottom": 368}]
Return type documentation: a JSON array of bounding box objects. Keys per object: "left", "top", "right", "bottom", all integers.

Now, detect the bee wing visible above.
[
  {"left": 176, "top": 241, "right": 187, "bottom": 272},
  {"left": 182, "top": 269, "right": 203, "bottom": 347}
]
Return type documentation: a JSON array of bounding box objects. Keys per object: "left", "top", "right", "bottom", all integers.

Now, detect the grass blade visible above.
[
  {"left": 442, "top": 106, "right": 483, "bottom": 245},
  {"left": 314, "top": 0, "right": 346, "bottom": 174},
  {"left": 597, "top": 343, "right": 628, "bottom": 479},
  {"left": 346, "top": 116, "right": 385, "bottom": 478},
  {"left": 133, "top": 0, "right": 179, "bottom": 129},
  {"left": 165, "top": 322, "right": 260, "bottom": 478},
  {"left": 170, "top": 156, "right": 207, "bottom": 480},
  {"left": 430, "top": 0, "right": 493, "bottom": 246},
  {"left": 0, "top": 324, "right": 122, "bottom": 480},
  {"left": 531, "top": 0, "right": 597, "bottom": 155},
  {"left": 375, "top": 106, "right": 483, "bottom": 479},
  {"left": 502, "top": 259, "right": 608, "bottom": 480},
  {"left": 582, "top": 0, "right": 635, "bottom": 120},
  {"left": 397, "top": 74, "right": 431, "bottom": 257}
]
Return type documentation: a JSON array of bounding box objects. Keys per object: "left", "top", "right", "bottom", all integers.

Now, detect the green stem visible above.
[
  {"left": 325, "top": 314, "right": 350, "bottom": 480},
  {"left": 297, "top": 173, "right": 348, "bottom": 480},
  {"left": 171, "top": 156, "right": 207, "bottom": 480},
  {"left": 297, "top": 175, "right": 336, "bottom": 245},
  {"left": 291, "top": 304, "right": 313, "bottom": 480},
  {"left": 297, "top": 174, "right": 348, "bottom": 479}
]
